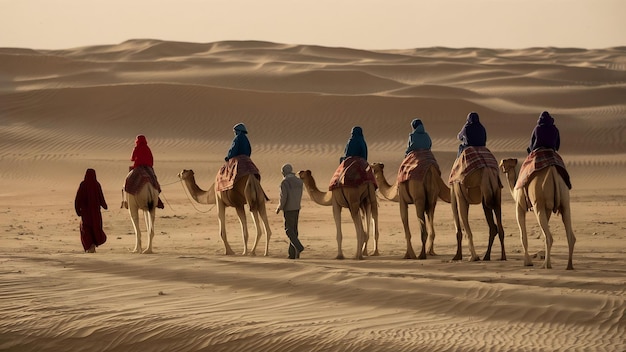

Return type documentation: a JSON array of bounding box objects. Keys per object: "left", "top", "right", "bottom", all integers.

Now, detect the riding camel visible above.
[
  {"left": 177, "top": 169, "right": 271, "bottom": 256},
  {"left": 371, "top": 161, "right": 450, "bottom": 259},
  {"left": 297, "top": 169, "right": 379, "bottom": 260},
  {"left": 499, "top": 156, "right": 575, "bottom": 269},
  {"left": 122, "top": 171, "right": 160, "bottom": 254},
  {"left": 449, "top": 147, "right": 506, "bottom": 262}
]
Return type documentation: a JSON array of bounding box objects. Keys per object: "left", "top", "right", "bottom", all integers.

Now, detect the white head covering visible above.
[{"left": 281, "top": 163, "right": 293, "bottom": 176}]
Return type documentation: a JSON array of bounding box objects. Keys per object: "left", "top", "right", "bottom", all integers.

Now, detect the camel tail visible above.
[
  {"left": 481, "top": 168, "right": 500, "bottom": 208},
  {"left": 120, "top": 188, "right": 129, "bottom": 209},
  {"left": 549, "top": 167, "right": 562, "bottom": 215},
  {"left": 246, "top": 175, "right": 267, "bottom": 212},
  {"left": 435, "top": 170, "right": 451, "bottom": 203}
]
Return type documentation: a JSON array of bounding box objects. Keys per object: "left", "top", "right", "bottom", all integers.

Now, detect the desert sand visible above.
[{"left": 1, "top": 40, "right": 625, "bottom": 351}]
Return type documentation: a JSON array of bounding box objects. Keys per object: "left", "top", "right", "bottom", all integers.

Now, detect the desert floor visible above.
[{"left": 1, "top": 40, "right": 625, "bottom": 351}]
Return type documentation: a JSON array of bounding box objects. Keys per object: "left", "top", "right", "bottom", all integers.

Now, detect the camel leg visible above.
[
  {"left": 534, "top": 208, "right": 553, "bottom": 269},
  {"left": 516, "top": 202, "right": 533, "bottom": 266},
  {"left": 235, "top": 206, "right": 249, "bottom": 256},
  {"left": 481, "top": 203, "right": 497, "bottom": 261},
  {"left": 460, "top": 199, "right": 480, "bottom": 262},
  {"left": 129, "top": 205, "right": 142, "bottom": 253},
  {"left": 248, "top": 210, "right": 262, "bottom": 256},
  {"left": 414, "top": 204, "right": 428, "bottom": 260},
  {"left": 142, "top": 209, "right": 156, "bottom": 254},
  {"left": 259, "top": 206, "right": 272, "bottom": 257},
  {"left": 218, "top": 202, "right": 235, "bottom": 255},
  {"left": 494, "top": 203, "right": 506, "bottom": 261},
  {"left": 370, "top": 196, "right": 380, "bottom": 256},
  {"left": 425, "top": 206, "right": 437, "bottom": 257},
  {"left": 350, "top": 205, "right": 365, "bottom": 260},
  {"left": 451, "top": 189, "right": 463, "bottom": 261},
  {"left": 425, "top": 187, "right": 438, "bottom": 256},
  {"left": 333, "top": 203, "right": 344, "bottom": 260},
  {"left": 361, "top": 205, "right": 371, "bottom": 257},
  {"left": 400, "top": 201, "right": 417, "bottom": 259},
  {"left": 561, "top": 207, "right": 576, "bottom": 270}
]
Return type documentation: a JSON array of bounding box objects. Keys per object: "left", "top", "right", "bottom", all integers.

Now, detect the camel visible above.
[
  {"left": 371, "top": 162, "right": 451, "bottom": 259},
  {"left": 450, "top": 163, "right": 506, "bottom": 262},
  {"left": 177, "top": 169, "right": 271, "bottom": 256},
  {"left": 499, "top": 158, "right": 575, "bottom": 269},
  {"left": 122, "top": 183, "right": 159, "bottom": 254},
  {"left": 297, "top": 169, "right": 379, "bottom": 260}
]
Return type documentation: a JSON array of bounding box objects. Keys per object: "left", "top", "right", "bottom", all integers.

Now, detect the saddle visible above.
[
  {"left": 329, "top": 156, "right": 377, "bottom": 191},
  {"left": 516, "top": 149, "right": 571, "bottom": 211},
  {"left": 448, "top": 146, "right": 499, "bottom": 185},
  {"left": 515, "top": 148, "right": 571, "bottom": 190},
  {"left": 124, "top": 166, "right": 161, "bottom": 195},
  {"left": 216, "top": 155, "right": 260, "bottom": 192},
  {"left": 397, "top": 149, "right": 441, "bottom": 184}
]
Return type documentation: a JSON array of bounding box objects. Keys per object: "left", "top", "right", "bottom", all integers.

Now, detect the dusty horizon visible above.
[{"left": 2, "top": 1, "right": 626, "bottom": 50}]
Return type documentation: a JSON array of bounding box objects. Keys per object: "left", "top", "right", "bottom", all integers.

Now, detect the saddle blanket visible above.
[
  {"left": 448, "top": 146, "right": 499, "bottom": 185},
  {"left": 329, "top": 156, "right": 377, "bottom": 191},
  {"left": 216, "top": 155, "right": 260, "bottom": 192},
  {"left": 515, "top": 149, "right": 571, "bottom": 190},
  {"left": 124, "top": 166, "right": 161, "bottom": 195},
  {"left": 397, "top": 149, "right": 441, "bottom": 184}
]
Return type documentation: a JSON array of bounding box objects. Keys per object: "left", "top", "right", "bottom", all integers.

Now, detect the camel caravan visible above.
[{"left": 117, "top": 112, "right": 575, "bottom": 270}]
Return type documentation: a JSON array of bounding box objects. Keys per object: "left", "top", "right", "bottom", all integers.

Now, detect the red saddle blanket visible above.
[
  {"left": 124, "top": 166, "right": 161, "bottom": 195},
  {"left": 216, "top": 155, "right": 260, "bottom": 192},
  {"left": 515, "top": 149, "right": 571, "bottom": 190},
  {"left": 448, "top": 146, "right": 499, "bottom": 185},
  {"left": 329, "top": 156, "right": 377, "bottom": 191},
  {"left": 397, "top": 150, "right": 441, "bottom": 184}
]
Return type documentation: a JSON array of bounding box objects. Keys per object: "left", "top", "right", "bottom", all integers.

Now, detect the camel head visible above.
[
  {"left": 177, "top": 169, "right": 195, "bottom": 180},
  {"left": 499, "top": 159, "right": 518, "bottom": 174},
  {"left": 297, "top": 170, "right": 318, "bottom": 190},
  {"left": 370, "top": 162, "right": 384, "bottom": 174},
  {"left": 297, "top": 170, "right": 312, "bottom": 180}
]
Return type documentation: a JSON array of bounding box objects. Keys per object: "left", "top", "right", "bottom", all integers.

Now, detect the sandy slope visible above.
[{"left": 1, "top": 40, "right": 625, "bottom": 351}]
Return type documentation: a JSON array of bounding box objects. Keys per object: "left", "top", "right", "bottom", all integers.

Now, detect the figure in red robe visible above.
[
  {"left": 75, "top": 168, "right": 108, "bottom": 253},
  {"left": 130, "top": 135, "right": 164, "bottom": 209}
]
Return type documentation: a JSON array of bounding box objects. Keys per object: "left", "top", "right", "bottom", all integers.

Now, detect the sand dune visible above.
[{"left": 1, "top": 40, "right": 625, "bottom": 351}]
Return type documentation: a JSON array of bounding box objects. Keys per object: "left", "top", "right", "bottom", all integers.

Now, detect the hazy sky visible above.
[{"left": 1, "top": 0, "right": 624, "bottom": 50}]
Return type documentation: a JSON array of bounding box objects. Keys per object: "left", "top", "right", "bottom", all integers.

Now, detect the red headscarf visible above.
[{"left": 131, "top": 135, "right": 154, "bottom": 168}]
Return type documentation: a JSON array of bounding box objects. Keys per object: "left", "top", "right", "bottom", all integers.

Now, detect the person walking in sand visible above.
[
  {"left": 275, "top": 163, "right": 305, "bottom": 259},
  {"left": 340, "top": 126, "right": 368, "bottom": 163},
  {"left": 405, "top": 118, "right": 432, "bottom": 155},
  {"left": 456, "top": 111, "right": 487, "bottom": 157},
  {"left": 130, "top": 134, "right": 164, "bottom": 209},
  {"left": 225, "top": 123, "right": 252, "bottom": 161},
  {"left": 527, "top": 111, "right": 560, "bottom": 154},
  {"left": 75, "top": 168, "right": 108, "bottom": 253}
]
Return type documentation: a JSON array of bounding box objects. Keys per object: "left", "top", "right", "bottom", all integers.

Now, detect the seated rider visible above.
[
  {"left": 340, "top": 126, "right": 368, "bottom": 163},
  {"left": 527, "top": 111, "right": 560, "bottom": 154},
  {"left": 457, "top": 111, "right": 487, "bottom": 157},
  {"left": 225, "top": 123, "right": 252, "bottom": 161},
  {"left": 406, "top": 118, "right": 432, "bottom": 156},
  {"left": 131, "top": 134, "right": 164, "bottom": 209}
]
